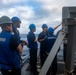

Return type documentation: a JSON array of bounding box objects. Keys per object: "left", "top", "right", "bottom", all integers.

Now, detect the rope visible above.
[{"left": 54, "top": 23, "right": 62, "bottom": 30}]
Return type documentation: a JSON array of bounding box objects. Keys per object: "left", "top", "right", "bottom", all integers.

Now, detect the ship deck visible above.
[
  {"left": 21, "top": 49, "right": 76, "bottom": 75},
  {"left": 21, "top": 58, "right": 76, "bottom": 75}
]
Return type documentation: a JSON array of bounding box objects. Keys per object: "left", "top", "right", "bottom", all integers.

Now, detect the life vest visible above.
[
  {"left": 0, "top": 31, "right": 20, "bottom": 70},
  {"left": 46, "top": 34, "right": 56, "bottom": 53}
]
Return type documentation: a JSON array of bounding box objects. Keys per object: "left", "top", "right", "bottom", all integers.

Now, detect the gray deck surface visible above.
[
  {"left": 21, "top": 49, "right": 76, "bottom": 75},
  {"left": 21, "top": 61, "right": 76, "bottom": 75},
  {"left": 21, "top": 61, "right": 64, "bottom": 75}
]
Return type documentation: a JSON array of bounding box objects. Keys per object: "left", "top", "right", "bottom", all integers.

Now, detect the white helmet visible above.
[{"left": 0, "top": 16, "right": 12, "bottom": 25}]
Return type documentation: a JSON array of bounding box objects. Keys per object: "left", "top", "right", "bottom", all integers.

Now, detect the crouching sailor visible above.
[{"left": 0, "top": 16, "right": 22, "bottom": 75}]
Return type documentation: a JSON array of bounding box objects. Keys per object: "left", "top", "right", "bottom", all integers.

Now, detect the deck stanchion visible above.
[{"left": 62, "top": 7, "right": 76, "bottom": 75}]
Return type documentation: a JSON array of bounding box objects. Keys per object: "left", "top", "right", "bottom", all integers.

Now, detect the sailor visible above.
[
  {"left": 38, "top": 24, "right": 48, "bottom": 67},
  {"left": 11, "top": 16, "right": 28, "bottom": 47},
  {"left": 27, "top": 24, "right": 38, "bottom": 75},
  {"left": 0, "top": 16, "right": 22, "bottom": 75},
  {"left": 46, "top": 27, "right": 57, "bottom": 75}
]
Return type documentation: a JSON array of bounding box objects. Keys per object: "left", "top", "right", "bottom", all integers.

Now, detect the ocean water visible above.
[{"left": 20, "top": 35, "right": 29, "bottom": 64}]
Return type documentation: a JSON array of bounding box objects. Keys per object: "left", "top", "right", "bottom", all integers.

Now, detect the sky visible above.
[{"left": 0, "top": 0, "right": 76, "bottom": 34}]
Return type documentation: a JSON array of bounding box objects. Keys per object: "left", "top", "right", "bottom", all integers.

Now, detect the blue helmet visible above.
[
  {"left": 48, "top": 27, "right": 54, "bottom": 34},
  {"left": 42, "top": 24, "right": 48, "bottom": 29},
  {"left": 29, "top": 24, "right": 36, "bottom": 30},
  {"left": 11, "top": 16, "right": 21, "bottom": 23}
]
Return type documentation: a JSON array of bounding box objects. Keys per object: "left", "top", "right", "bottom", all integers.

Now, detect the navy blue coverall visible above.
[
  {"left": 27, "top": 31, "right": 38, "bottom": 75},
  {"left": 12, "top": 25, "right": 20, "bottom": 43},
  {"left": 38, "top": 31, "right": 48, "bottom": 67},
  {"left": 46, "top": 34, "right": 57, "bottom": 75}
]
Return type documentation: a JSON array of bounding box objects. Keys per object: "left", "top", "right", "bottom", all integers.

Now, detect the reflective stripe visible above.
[
  {"left": 47, "top": 37, "right": 56, "bottom": 39},
  {"left": 0, "top": 38, "right": 6, "bottom": 42}
]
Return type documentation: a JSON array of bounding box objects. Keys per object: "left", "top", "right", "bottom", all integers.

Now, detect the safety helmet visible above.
[
  {"left": 42, "top": 24, "right": 48, "bottom": 29},
  {"left": 11, "top": 16, "right": 21, "bottom": 23},
  {"left": 0, "top": 16, "right": 12, "bottom": 25},
  {"left": 48, "top": 27, "right": 54, "bottom": 34},
  {"left": 29, "top": 24, "right": 36, "bottom": 30}
]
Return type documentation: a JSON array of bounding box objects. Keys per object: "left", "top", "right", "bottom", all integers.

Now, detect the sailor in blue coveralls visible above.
[
  {"left": 46, "top": 27, "right": 57, "bottom": 75},
  {"left": 0, "top": 16, "right": 23, "bottom": 75},
  {"left": 27, "top": 24, "right": 38, "bottom": 75},
  {"left": 11, "top": 16, "right": 28, "bottom": 47},
  {"left": 38, "top": 24, "right": 48, "bottom": 67}
]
